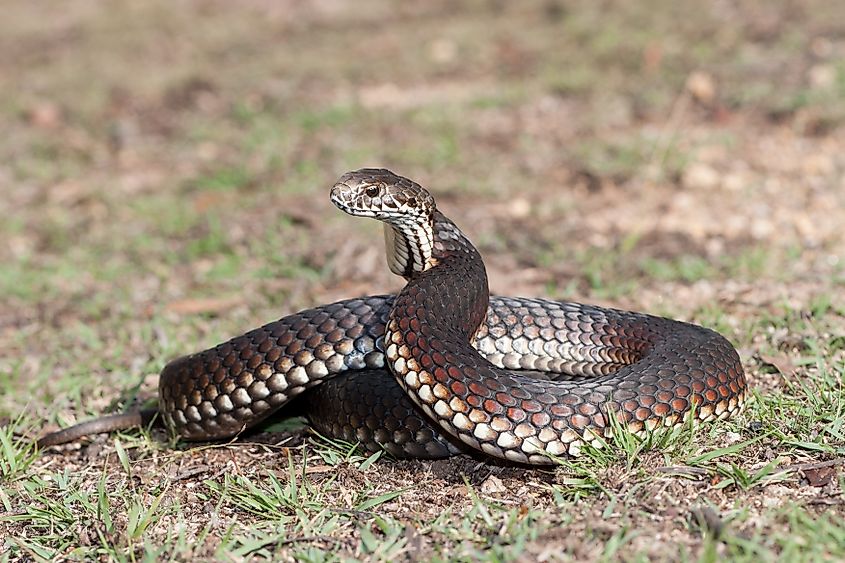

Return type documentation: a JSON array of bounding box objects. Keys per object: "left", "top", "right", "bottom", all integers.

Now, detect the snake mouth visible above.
[{"left": 331, "top": 183, "right": 365, "bottom": 215}]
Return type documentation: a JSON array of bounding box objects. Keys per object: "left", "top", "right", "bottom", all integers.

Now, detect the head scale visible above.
[
  {"left": 330, "top": 168, "right": 435, "bottom": 222},
  {"left": 330, "top": 168, "right": 437, "bottom": 278}
]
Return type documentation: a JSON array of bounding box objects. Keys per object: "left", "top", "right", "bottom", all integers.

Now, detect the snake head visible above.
[
  {"left": 330, "top": 168, "right": 436, "bottom": 225},
  {"left": 331, "top": 168, "right": 438, "bottom": 278}
]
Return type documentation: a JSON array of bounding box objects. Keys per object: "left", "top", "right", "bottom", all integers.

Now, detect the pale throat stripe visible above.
[{"left": 384, "top": 220, "right": 435, "bottom": 277}]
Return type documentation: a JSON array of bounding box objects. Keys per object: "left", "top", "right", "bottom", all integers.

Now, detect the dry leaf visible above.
[{"left": 758, "top": 353, "right": 798, "bottom": 375}]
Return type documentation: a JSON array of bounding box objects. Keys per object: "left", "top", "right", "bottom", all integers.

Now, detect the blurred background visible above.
[{"left": 1, "top": 0, "right": 844, "bottom": 423}]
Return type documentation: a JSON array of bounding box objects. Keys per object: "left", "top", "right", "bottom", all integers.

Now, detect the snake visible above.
[{"left": 38, "top": 169, "right": 747, "bottom": 464}]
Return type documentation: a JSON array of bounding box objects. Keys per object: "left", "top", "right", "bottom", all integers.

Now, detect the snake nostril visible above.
[{"left": 330, "top": 184, "right": 347, "bottom": 204}]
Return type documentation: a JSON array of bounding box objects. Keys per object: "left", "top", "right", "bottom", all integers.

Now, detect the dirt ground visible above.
[{"left": 1, "top": 1, "right": 844, "bottom": 561}]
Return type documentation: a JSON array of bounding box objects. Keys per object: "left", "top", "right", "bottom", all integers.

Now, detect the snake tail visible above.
[{"left": 37, "top": 409, "right": 159, "bottom": 448}]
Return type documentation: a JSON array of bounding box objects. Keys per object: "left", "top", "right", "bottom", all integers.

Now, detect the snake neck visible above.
[
  {"left": 383, "top": 212, "right": 437, "bottom": 279},
  {"left": 392, "top": 212, "right": 490, "bottom": 339}
]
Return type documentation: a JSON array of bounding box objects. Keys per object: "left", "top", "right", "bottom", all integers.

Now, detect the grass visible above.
[
  {"left": 3, "top": 365, "right": 845, "bottom": 560},
  {"left": 2, "top": 0, "right": 845, "bottom": 560}
]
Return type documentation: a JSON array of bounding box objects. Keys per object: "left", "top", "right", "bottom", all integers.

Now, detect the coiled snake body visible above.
[{"left": 39, "top": 169, "right": 747, "bottom": 464}]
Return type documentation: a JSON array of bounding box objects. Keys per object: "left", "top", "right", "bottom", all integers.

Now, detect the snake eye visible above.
[{"left": 365, "top": 185, "right": 380, "bottom": 198}]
